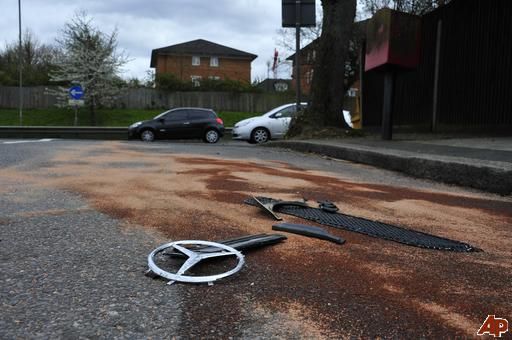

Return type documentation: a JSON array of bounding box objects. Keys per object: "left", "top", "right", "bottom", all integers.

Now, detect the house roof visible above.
[
  {"left": 286, "top": 20, "right": 368, "bottom": 62},
  {"left": 150, "top": 39, "right": 258, "bottom": 67},
  {"left": 286, "top": 39, "right": 319, "bottom": 61}
]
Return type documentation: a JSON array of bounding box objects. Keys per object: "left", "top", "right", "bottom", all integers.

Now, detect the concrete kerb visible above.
[{"left": 266, "top": 141, "right": 512, "bottom": 196}]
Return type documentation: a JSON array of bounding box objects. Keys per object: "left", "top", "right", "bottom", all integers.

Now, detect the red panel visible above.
[{"left": 365, "top": 8, "right": 421, "bottom": 71}]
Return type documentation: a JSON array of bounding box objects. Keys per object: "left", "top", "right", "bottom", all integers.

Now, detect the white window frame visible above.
[
  {"left": 306, "top": 69, "right": 314, "bottom": 84},
  {"left": 208, "top": 76, "right": 221, "bottom": 80},
  {"left": 210, "top": 56, "right": 219, "bottom": 67},
  {"left": 191, "top": 75, "right": 202, "bottom": 87},
  {"left": 192, "top": 56, "right": 200, "bottom": 66}
]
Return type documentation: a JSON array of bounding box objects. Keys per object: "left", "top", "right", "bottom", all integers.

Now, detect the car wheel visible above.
[
  {"left": 204, "top": 129, "right": 220, "bottom": 143},
  {"left": 140, "top": 129, "right": 155, "bottom": 142},
  {"left": 250, "top": 128, "right": 269, "bottom": 144}
]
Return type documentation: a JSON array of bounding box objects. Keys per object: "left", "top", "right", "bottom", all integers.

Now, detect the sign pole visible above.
[
  {"left": 295, "top": 0, "right": 301, "bottom": 110},
  {"left": 68, "top": 85, "right": 84, "bottom": 124},
  {"left": 18, "top": 0, "right": 23, "bottom": 126}
]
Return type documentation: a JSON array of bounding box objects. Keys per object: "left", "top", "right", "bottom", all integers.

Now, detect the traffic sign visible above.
[
  {"left": 282, "top": 0, "right": 316, "bottom": 27},
  {"left": 68, "top": 99, "right": 84, "bottom": 107},
  {"left": 69, "top": 85, "right": 84, "bottom": 100}
]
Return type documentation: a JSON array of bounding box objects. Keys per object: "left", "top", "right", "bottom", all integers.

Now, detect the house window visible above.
[
  {"left": 210, "top": 57, "right": 219, "bottom": 67},
  {"left": 192, "top": 56, "right": 200, "bottom": 66},
  {"left": 306, "top": 69, "right": 314, "bottom": 84},
  {"left": 191, "top": 75, "right": 201, "bottom": 87}
]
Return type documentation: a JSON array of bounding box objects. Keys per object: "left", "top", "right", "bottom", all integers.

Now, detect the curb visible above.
[
  {"left": 266, "top": 141, "right": 512, "bottom": 196},
  {"left": 0, "top": 126, "right": 128, "bottom": 140},
  {"left": 0, "top": 127, "right": 234, "bottom": 140}
]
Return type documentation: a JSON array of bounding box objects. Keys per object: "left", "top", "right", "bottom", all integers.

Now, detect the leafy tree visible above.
[
  {"left": 0, "top": 31, "right": 59, "bottom": 86},
  {"left": 156, "top": 73, "right": 192, "bottom": 91},
  {"left": 288, "top": 0, "right": 357, "bottom": 136},
  {"left": 50, "top": 11, "right": 128, "bottom": 125}
]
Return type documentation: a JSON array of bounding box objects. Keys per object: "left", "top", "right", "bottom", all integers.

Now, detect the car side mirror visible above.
[
  {"left": 158, "top": 118, "right": 165, "bottom": 123},
  {"left": 274, "top": 113, "right": 282, "bottom": 118}
]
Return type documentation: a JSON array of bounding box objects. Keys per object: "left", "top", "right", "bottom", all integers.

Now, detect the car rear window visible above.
[
  {"left": 188, "top": 110, "right": 206, "bottom": 120},
  {"left": 189, "top": 110, "right": 217, "bottom": 120},
  {"left": 188, "top": 110, "right": 217, "bottom": 119}
]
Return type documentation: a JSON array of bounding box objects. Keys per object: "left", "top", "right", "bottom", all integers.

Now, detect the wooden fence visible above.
[
  {"left": 362, "top": 0, "right": 512, "bottom": 130},
  {"left": 0, "top": 86, "right": 295, "bottom": 113}
]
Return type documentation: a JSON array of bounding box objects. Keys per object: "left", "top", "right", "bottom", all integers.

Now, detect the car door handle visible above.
[{"left": 183, "top": 122, "right": 190, "bottom": 125}]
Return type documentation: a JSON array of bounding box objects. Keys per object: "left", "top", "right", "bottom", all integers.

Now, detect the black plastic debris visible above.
[
  {"left": 272, "top": 222, "right": 345, "bottom": 245},
  {"left": 246, "top": 197, "right": 478, "bottom": 252},
  {"left": 317, "top": 200, "right": 339, "bottom": 213},
  {"left": 252, "top": 196, "right": 310, "bottom": 220},
  {"left": 164, "top": 233, "right": 287, "bottom": 258}
]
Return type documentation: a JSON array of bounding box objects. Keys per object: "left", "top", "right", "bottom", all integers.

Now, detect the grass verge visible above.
[{"left": 0, "top": 108, "right": 258, "bottom": 128}]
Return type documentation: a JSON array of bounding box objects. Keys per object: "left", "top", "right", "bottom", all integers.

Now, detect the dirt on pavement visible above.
[{"left": 4, "top": 141, "right": 511, "bottom": 338}]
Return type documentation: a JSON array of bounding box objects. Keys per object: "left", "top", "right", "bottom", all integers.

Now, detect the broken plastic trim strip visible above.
[
  {"left": 246, "top": 197, "right": 478, "bottom": 252},
  {"left": 164, "top": 233, "right": 287, "bottom": 258},
  {"left": 272, "top": 223, "right": 345, "bottom": 245}
]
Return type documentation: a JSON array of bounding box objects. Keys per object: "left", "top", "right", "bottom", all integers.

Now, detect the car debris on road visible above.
[
  {"left": 246, "top": 196, "right": 478, "bottom": 252},
  {"left": 146, "top": 234, "right": 287, "bottom": 285}
]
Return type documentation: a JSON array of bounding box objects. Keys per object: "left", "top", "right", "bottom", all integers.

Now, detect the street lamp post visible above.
[
  {"left": 18, "top": 0, "right": 23, "bottom": 126},
  {"left": 295, "top": 0, "right": 301, "bottom": 111}
]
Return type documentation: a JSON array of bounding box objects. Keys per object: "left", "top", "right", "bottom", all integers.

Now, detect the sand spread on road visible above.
[{"left": 3, "top": 141, "right": 511, "bottom": 337}]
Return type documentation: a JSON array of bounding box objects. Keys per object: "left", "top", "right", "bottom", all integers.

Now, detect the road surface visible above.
[{"left": 1, "top": 139, "right": 511, "bottom": 338}]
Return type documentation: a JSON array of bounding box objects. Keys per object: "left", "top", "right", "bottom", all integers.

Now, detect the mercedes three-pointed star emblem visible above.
[{"left": 147, "top": 240, "right": 245, "bottom": 285}]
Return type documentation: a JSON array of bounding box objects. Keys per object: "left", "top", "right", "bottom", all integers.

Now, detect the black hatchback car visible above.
[{"left": 128, "top": 107, "right": 225, "bottom": 143}]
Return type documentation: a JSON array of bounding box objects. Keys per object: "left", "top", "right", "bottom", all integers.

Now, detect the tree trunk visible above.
[
  {"left": 90, "top": 95, "right": 96, "bottom": 126},
  {"left": 289, "top": 0, "right": 357, "bottom": 135}
]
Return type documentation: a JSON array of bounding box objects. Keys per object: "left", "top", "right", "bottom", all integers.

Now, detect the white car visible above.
[
  {"left": 232, "top": 103, "right": 353, "bottom": 144},
  {"left": 232, "top": 103, "right": 307, "bottom": 144}
]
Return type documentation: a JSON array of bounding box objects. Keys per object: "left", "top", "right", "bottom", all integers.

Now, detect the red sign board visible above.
[{"left": 365, "top": 8, "right": 421, "bottom": 71}]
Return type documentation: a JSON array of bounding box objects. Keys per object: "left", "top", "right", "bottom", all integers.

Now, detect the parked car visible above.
[
  {"left": 128, "top": 107, "right": 224, "bottom": 143},
  {"left": 232, "top": 103, "right": 353, "bottom": 143},
  {"left": 232, "top": 103, "right": 307, "bottom": 144}
]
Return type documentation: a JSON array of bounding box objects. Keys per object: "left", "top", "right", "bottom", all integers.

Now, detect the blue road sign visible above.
[{"left": 69, "top": 85, "right": 84, "bottom": 100}]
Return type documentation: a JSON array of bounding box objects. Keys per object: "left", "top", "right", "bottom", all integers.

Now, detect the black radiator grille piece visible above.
[{"left": 245, "top": 197, "right": 477, "bottom": 252}]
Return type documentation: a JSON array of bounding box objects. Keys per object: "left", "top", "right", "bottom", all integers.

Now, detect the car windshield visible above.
[
  {"left": 154, "top": 110, "right": 171, "bottom": 120},
  {"left": 263, "top": 103, "right": 307, "bottom": 117},
  {"left": 263, "top": 105, "right": 293, "bottom": 117}
]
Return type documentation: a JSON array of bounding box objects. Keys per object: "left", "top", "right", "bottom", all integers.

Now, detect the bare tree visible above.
[
  {"left": 0, "top": 31, "right": 59, "bottom": 86},
  {"left": 50, "top": 11, "right": 129, "bottom": 125},
  {"left": 288, "top": 0, "right": 357, "bottom": 136},
  {"left": 275, "top": 14, "right": 323, "bottom": 54},
  {"left": 274, "top": 8, "right": 323, "bottom": 80},
  {"left": 359, "top": 0, "right": 451, "bottom": 16}
]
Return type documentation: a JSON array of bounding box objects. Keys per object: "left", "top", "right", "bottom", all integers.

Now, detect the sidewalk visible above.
[{"left": 266, "top": 135, "right": 512, "bottom": 196}]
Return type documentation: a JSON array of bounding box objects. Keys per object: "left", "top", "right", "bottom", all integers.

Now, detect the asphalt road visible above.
[{"left": 1, "top": 139, "right": 510, "bottom": 338}]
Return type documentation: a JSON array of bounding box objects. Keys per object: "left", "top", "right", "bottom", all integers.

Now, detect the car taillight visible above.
[{"left": 216, "top": 117, "right": 223, "bottom": 125}]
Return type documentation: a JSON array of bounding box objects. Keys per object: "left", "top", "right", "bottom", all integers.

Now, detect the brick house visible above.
[
  {"left": 286, "top": 40, "right": 318, "bottom": 96},
  {"left": 150, "top": 39, "right": 257, "bottom": 86}
]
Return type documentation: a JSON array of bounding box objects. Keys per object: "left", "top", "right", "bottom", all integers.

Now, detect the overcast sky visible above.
[{"left": 0, "top": 0, "right": 336, "bottom": 82}]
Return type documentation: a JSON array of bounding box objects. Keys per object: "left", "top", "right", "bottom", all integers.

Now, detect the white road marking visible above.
[{"left": 3, "top": 138, "right": 55, "bottom": 144}]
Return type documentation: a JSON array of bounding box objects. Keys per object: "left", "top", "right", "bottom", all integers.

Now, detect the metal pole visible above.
[
  {"left": 295, "top": 0, "right": 301, "bottom": 110},
  {"left": 18, "top": 0, "right": 23, "bottom": 126},
  {"left": 381, "top": 70, "right": 394, "bottom": 140},
  {"left": 432, "top": 19, "right": 442, "bottom": 132}
]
